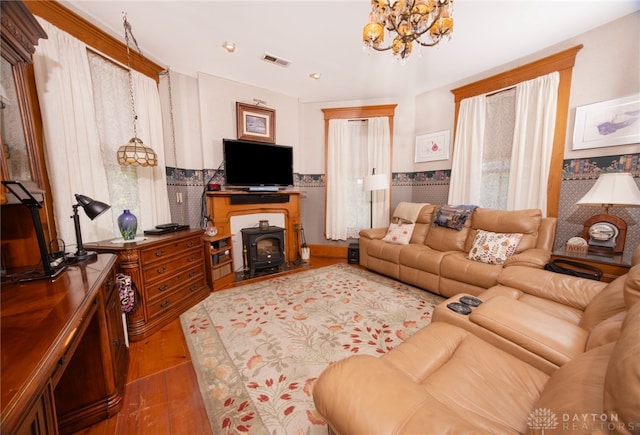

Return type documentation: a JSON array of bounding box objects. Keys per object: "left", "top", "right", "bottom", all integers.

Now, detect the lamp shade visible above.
[
  {"left": 364, "top": 173, "right": 389, "bottom": 191},
  {"left": 75, "top": 194, "right": 111, "bottom": 220},
  {"left": 576, "top": 173, "right": 640, "bottom": 208}
]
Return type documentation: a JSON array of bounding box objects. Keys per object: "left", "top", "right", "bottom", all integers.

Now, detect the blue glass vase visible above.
[{"left": 118, "top": 210, "right": 138, "bottom": 241}]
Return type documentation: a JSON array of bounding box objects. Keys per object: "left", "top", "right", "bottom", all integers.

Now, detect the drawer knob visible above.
[
  {"left": 158, "top": 284, "right": 169, "bottom": 292},
  {"left": 187, "top": 255, "right": 196, "bottom": 262},
  {"left": 160, "top": 300, "right": 170, "bottom": 308},
  {"left": 187, "top": 241, "right": 195, "bottom": 247},
  {"left": 189, "top": 285, "right": 197, "bottom": 292},
  {"left": 189, "top": 270, "right": 197, "bottom": 278},
  {"left": 155, "top": 249, "right": 166, "bottom": 257}
]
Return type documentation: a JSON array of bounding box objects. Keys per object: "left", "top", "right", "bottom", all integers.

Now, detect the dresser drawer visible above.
[
  {"left": 145, "top": 265, "right": 204, "bottom": 300},
  {"left": 146, "top": 279, "right": 206, "bottom": 320},
  {"left": 140, "top": 235, "right": 202, "bottom": 265},
  {"left": 142, "top": 247, "right": 203, "bottom": 284}
]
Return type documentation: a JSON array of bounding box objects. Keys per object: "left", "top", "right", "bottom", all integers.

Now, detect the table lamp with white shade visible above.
[{"left": 576, "top": 172, "right": 640, "bottom": 254}]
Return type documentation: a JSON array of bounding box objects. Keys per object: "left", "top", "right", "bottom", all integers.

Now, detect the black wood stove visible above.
[{"left": 241, "top": 226, "right": 285, "bottom": 277}]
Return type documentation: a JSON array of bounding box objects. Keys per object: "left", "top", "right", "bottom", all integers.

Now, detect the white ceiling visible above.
[{"left": 60, "top": 0, "right": 640, "bottom": 103}]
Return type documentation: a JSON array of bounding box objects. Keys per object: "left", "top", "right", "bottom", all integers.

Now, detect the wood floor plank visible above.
[
  {"left": 165, "top": 362, "right": 213, "bottom": 434},
  {"left": 72, "top": 256, "right": 345, "bottom": 434}
]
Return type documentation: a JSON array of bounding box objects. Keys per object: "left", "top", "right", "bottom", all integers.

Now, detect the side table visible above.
[{"left": 551, "top": 248, "right": 632, "bottom": 283}]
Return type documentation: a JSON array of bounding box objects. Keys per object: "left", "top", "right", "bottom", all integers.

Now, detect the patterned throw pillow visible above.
[
  {"left": 468, "top": 230, "right": 523, "bottom": 265},
  {"left": 382, "top": 222, "right": 416, "bottom": 245}
]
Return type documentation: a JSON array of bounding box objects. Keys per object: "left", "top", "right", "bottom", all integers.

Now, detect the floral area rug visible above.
[{"left": 180, "top": 264, "right": 444, "bottom": 434}]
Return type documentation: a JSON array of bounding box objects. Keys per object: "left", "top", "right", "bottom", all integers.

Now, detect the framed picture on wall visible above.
[
  {"left": 236, "top": 102, "right": 276, "bottom": 143},
  {"left": 415, "top": 130, "right": 450, "bottom": 163},
  {"left": 572, "top": 93, "right": 640, "bottom": 150}
]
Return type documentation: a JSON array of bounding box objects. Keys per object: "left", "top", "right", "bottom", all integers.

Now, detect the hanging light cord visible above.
[
  {"left": 123, "top": 13, "right": 138, "bottom": 141},
  {"left": 165, "top": 68, "right": 179, "bottom": 166}
]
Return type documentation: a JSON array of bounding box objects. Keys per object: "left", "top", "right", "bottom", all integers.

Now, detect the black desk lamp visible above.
[{"left": 69, "top": 194, "right": 110, "bottom": 262}]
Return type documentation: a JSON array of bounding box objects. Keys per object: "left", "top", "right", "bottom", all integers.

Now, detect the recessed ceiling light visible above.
[
  {"left": 309, "top": 73, "right": 321, "bottom": 80},
  {"left": 222, "top": 41, "right": 236, "bottom": 53}
]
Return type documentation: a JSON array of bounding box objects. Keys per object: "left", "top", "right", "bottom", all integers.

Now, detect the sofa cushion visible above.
[
  {"left": 468, "top": 230, "right": 523, "bottom": 265},
  {"left": 465, "top": 208, "right": 542, "bottom": 254},
  {"left": 579, "top": 274, "right": 627, "bottom": 331},
  {"left": 425, "top": 207, "right": 471, "bottom": 252},
  {"left": 440, "top": 252, "right": 504, "bottom": 290},
  {"left": 409, "top": 204, "right": 438, "bottom": 244},
  {"left": 382, "top": 221, "right": 415, "bottom": 245}
]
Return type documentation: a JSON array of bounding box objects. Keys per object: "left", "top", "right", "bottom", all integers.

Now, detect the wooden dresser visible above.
[
  {"left": 85, "top": 229, "right": 211, "bottom": 341},
  {"left": 1, "top": 254, "right": 128, "bottom": 434}
]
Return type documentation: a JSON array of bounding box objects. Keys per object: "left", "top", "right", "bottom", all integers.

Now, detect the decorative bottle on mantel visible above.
[{"left": 118, "top": 210, "right": 137, "bottom": 241}]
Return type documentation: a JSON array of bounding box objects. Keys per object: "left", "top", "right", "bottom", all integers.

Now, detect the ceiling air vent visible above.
[{"left": 262, "top": 53, "right": 291, "bottom": 67}]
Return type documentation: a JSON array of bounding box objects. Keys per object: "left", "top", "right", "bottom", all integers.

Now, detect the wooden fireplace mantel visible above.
[{"left": 206, "top": 190, "right": 302, "bottom": 263}]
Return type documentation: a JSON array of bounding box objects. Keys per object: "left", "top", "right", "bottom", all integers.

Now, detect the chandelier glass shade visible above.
[
  {"left": 117, "top": 13, "right": 158, "bottom": 167},
  {"left": 363, "top": 0, "right": 454, "bottom": 61}
]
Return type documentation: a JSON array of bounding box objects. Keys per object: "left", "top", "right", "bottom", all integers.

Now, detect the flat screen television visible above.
[{"left": 223, "top": 138, "right": 294, "bottom": 189}]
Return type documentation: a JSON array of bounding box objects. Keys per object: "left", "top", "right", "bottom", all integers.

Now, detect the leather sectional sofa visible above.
[
  {"left": 313, "top": 248, "right": 640, "bottom": 434},
  {"left": 359, "top": 203, "right": 557, "bottom": 298}
]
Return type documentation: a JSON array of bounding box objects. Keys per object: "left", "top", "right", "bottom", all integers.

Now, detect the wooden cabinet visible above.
[
  {"left": 205, "top": 233, "right": 235, "bottom": 289},
  {"left": 1, "top": 254, "right": 128, "bottom": 435},
  {"left": 85, "top": 229, "right": 211, "bottom": 341}
]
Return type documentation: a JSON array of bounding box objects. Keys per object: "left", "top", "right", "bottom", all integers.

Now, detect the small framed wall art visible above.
[
  {"left": 415, "top": 130, "right": 450, "bottom": 163},
  {"left": 236, "top": 102, "right": 276, "bottom": 143},
  {"left": 572, "top": 93, "right": 640, "bottom": 150}
]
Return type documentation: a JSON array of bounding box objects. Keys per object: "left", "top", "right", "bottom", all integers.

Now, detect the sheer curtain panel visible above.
[
  {"left": 448, "top": 95, "right": 486, "bottom": 205},
  {"left": 508, "top": 72, "right": 559, "bottom": 215},
  {"left": 368, "top": 117, "right": 391, "bottom": 228},
  {"left": 32, "top": 19, "right": 114, "bottom": 249}
]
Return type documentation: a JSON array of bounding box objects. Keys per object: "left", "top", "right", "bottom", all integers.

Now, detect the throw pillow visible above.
[
  {"left": 468, "top": 230, "right": 523, "bottom": 265},
  {"left": 432, "top": 205, "right": 477, "bottom": 231},
  {"left": 382, "top": 222, "right": 415, "bottom": 245}
]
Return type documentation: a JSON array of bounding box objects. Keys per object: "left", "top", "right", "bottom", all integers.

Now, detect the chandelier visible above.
[
  {"left": 363, "top": 0, "right": 454, "bottom": 62},
  {"left": 117, "top": 13, "right": 158, "bottom": 167}
]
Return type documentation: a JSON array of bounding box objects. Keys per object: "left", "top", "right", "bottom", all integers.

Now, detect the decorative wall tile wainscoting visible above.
[{"left": 165, "top": 153, "right": 639, "bottom": 257}]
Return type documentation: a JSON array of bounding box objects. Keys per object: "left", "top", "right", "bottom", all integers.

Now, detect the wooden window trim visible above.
[
  {"left": 25, "top": 1, "right": 164, "bottom": 82},
  {"left": 450, "top": 45, "right": 583, "bottom": 218}
]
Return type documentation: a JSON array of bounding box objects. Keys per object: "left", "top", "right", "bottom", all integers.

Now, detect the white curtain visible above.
[
  {"left": 508, "top": 72, "right": 559, "bottom": 215},
  {"left": 448, "top": 95, "right": 486, "bottom": 205},
  {"left": 32, "top": 19, "right": 114, "bottom": 248},
  {"left": 326, "top": 119, "right": 366, "bottom": 240},
  {"left": 368, "top": 117, "right": 391, "bottom": 228},
  {"left": 326, "top": 117, "right": 390, "bottom": 240},
  {"left": 33, "top": 18, "right": 171, "bottom": 249}
]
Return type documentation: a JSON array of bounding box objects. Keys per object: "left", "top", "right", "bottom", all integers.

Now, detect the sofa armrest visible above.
[
  {"left": 470, "top": 296, "right": 589, "bottom": 366},
  {"left": 503, "top": 248, "right": 550, "bottom": 268},
  {"left": 497, "top": 265, "right": 606, "bottom": 311},
  {"left": 359, "top": 227, "right": 387, "bottom": 240}
]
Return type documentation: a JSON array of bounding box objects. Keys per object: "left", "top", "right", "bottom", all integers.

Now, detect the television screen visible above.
[{"left": 223, "top": 139, "right": 294, "bottom": 188}]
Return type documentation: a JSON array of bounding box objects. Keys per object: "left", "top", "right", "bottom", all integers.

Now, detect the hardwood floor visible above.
[{"left": 73, "top": 256, "right": 346, "bottom": 434}]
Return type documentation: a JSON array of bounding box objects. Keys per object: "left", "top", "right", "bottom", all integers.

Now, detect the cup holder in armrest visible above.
[
  {"left": 460, "top": 296, "right": 482, "bottom": 307},
  {"left": 447, "top": 302, "right": 472, "bottom": 315}
]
